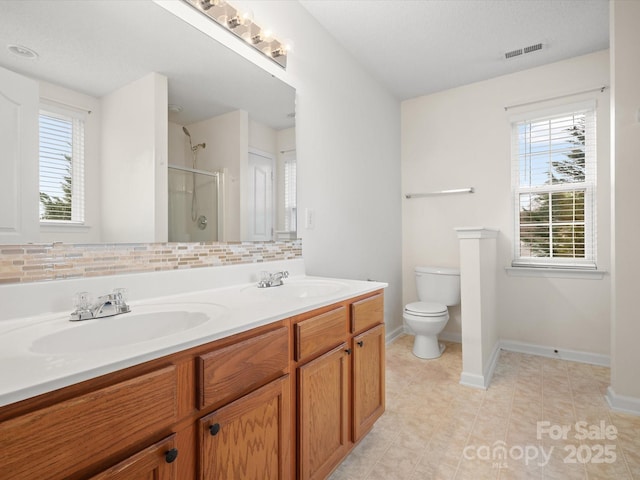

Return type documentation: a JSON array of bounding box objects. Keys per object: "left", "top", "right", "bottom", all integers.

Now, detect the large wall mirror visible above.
[{"left": 0, "top": 0, "right": 296, "bottom": 245}]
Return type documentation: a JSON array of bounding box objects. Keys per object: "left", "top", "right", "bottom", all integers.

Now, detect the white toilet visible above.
[{"left": 403, "top": 266, "right": 461, "bottom": 359}]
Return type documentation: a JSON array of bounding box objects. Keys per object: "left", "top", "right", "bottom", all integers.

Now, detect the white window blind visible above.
[
  {"left": 39, "top": 107, "right": 85, "bottom": 223},
  {"left": 284, "top": 156, "right": 297, "bottom": 232},
  {"left": 511, "top": 102, "right": 596, "bottom": 268}
]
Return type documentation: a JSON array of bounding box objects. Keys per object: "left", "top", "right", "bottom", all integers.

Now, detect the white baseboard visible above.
[
  {"left": 459, "top": 372, "right": 488, "bottom": 389},
  {"left": 439, "top": 331, "right": 462, "bottom": 343},
  {"left": 459, "top": 341, "right": 501, "bottom": 390},
  {"left": 605, "top": 387, "right": 640, "bottom": 416},
  {"left": 385, "top": 325, "right": 404, "bottom": 344},
  {"left": 499, "top": 339, "right": 610, "bottom": 367}
]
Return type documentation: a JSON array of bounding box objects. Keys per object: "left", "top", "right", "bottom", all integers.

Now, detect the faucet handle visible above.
[
  {"left": 73, "top": 291, "right": 93, "bottom": 311},
  {"left": 113, "top": 288, "right": 128, "bottom": 305},
  {"left": 282, "top": 271, "right": 289, "bottom": 279},
  {"left": 112, "top": 288, "right": 131, "bottom": 313}
]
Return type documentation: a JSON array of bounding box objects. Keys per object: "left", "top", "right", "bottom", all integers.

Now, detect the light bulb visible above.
[
  {"left": 252, "top": 29, "right": 273, "bottom": 45},
  {"left": 281, "top": 38, "right": 293, "bottom": 54},
  {"left": 240, "top": 9, "right": 253, "bottom": 26}
]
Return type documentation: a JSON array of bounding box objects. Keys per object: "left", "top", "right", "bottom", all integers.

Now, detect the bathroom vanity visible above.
[{"left": 0, "top": 273, "right": 385, "bottom": 480}]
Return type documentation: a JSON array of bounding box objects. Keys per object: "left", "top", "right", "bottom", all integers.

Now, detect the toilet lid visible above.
[{"left": 404, "top": 301, "right": 447, "bottom": 316}]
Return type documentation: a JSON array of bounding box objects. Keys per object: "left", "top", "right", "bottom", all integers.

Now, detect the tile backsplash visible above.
[{"left": 0, "top": 240, "right": 302, "bottom": 285}]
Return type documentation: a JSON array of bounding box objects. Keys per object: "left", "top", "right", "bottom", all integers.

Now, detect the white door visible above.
[
  {"left": 0, "top": 66, "right": 39, "bottom": 243},
  {"left": 247, "top": 150, "right": 274, "bottom": 241}
]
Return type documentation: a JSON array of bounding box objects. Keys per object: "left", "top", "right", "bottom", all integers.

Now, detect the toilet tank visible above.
[{"left": 414, "top": 266, "right": 460, "bottom": 306}]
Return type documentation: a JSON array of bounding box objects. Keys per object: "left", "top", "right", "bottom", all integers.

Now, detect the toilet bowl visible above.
[
  {"left": 404, "top": 266, "right": 460, "bottom": 359},
  {"left": 404, "top": 301, "right": 449, "bottom": 359}
]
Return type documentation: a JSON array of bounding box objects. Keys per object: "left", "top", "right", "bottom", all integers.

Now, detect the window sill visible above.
[
  {"left": 40, "top": 222, "right": 91, "bottom": 233},
  {"left": 505, "top": 266, "right": 607, "bottom": 279}
]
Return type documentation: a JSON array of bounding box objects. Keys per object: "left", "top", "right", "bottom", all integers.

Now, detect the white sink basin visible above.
[
  {"left": 242, "top": 279, "right": 350, "bottom": 299},
  {"left": 30, "top": 303, "right": 224, "bottom": 354}
]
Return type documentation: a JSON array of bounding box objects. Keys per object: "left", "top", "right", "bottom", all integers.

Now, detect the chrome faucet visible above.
[
  {"left": 257, "top": 271, "right": 289, "bottom": 288},
  {"left": 70, "top": 289, "right": 131, "bottom": 321}
]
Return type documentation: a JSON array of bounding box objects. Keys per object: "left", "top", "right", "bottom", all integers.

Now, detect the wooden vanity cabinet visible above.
[
  {"left": 0, "top": 320, "right": 289, "bottom": 480},
  {"left": 294, "top": 292, "right": 385, "bottom": 480},
  {"left": 0, "top": 290, "right": 384, "bottom": 480}
]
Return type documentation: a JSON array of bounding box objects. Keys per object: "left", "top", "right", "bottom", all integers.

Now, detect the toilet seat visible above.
[{"left": 404, "top": 301, "right": 447, "bottom": 317}]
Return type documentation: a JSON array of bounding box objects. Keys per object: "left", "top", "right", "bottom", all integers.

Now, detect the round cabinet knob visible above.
[
  {"left": 165, "top": 448, "right": 178, "bottom": 464},
  {"left": 345, "top": 348, "right": 352, "bottom": 355},
  {"left": 357, "top": 341, "right": 364, "bottom": 347},
  {"left": 209, "top": 423, "right": 221, "bottom": 436}
]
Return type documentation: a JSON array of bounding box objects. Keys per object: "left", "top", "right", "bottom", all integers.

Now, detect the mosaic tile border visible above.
[{"left": 0, "top": 240, "right": 302, "bottom": 285}]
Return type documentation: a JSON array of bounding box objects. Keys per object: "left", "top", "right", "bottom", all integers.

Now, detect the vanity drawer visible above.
[
  {"left": 198, "top": 326, "right": 289, "bottom": 410},
  {"left": 0, "top": 366, "right": 177, "bottom": 480},
  {"left": 295, "top": 306, "right": 347, "bottom": 362},
  {"left": 351, "top": 294, "right": 384, "bottom": 334}
]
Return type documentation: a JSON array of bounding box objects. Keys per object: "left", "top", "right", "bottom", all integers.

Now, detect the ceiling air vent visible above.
[
  {"left": 523, "top": 43, "right": 543, "bottom": 54},
  {"left": 505, "top": 43, "right": 544, "bottom": 60},
  {"left": 505, "top": 48, "right": 523, "bottom": 59}
]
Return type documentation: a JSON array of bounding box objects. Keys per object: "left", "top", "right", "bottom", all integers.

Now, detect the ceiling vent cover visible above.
[
  {"left": 505, "top": 48, "right": 523, "bottom": 59},
  {"left": 505, "top": 43, "right": 544, "bottom": 60},
  {"left": 523, "top": 43, "right": 543, "bottom": 54}
]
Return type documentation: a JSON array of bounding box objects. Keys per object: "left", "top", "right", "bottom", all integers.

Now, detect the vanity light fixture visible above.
[{"left": 183, "top": 0, "right": 289, "bottom": 68}]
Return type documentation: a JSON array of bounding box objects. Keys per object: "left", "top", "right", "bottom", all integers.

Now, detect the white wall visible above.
[
  {"left": 249, "top": 119, "right": 277, "bottom": 154},
  {"left": 247, "top": 2, "right": 403, "bottom": 336},
  {"left": 610, "top": 0, "right": 640, "bottom": 402},
  {"left": 101, "top": 72, "right": 168, "bottom": 243},
  {"left": 402, "top": 50, "right": 611, "bottom": 355}
]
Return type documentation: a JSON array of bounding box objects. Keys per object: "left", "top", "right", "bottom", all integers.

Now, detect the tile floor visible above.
[{"left": 329, "top": 335, "right": 640, "bottom": 480}]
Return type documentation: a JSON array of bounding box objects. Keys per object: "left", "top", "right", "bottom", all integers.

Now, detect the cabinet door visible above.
[
  {"left": 89, "top": 435, "right": 177, "bottom": 480},
  {"left": 298, "top": 344, "right": 350, "bottom": 480},
  {"left": 353, "top": 324, "right": 385, "bottom": 442},
  {"left": 199, "top": 375, "right": 290, "bottom": 480}
]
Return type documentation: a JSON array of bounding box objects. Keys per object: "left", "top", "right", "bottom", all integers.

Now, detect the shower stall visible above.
[
  {"left": 168, "top": 165, "right": 223, "bottom": 242},
  {"left": 168, "top": 126, "right": 223, "bottom": 242}
]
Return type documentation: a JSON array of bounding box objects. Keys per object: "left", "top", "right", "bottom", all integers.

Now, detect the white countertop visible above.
[{"left": 0, "top": 274, "right": 386, "bottom": 407}]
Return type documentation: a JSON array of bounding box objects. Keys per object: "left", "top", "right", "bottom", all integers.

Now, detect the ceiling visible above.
[{"left": 299, "top": 0, "right": 610, "bottom": 100}]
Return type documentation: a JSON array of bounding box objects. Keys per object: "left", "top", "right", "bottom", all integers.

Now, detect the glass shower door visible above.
[{"left": 168, "top": 166, "right": 220, "bottom": 242}]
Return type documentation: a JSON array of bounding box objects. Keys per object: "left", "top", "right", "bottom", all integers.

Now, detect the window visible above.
[
  {"left": 511, "top": 102, "right": 596, "bottom": 269},
  {"left": 39, "top": 106, "right": 85, "bottom": 223}
]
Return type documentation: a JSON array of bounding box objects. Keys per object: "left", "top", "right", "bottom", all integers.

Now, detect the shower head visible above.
[{"left": 182, "top": 126, "right": 191, "bottom": 138}]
